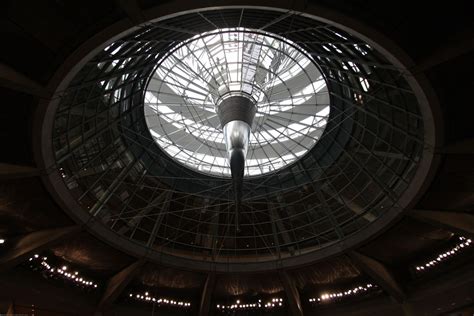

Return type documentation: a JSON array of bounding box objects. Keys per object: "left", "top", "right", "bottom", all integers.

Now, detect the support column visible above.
[
  {"left": 199, "top": 273, "right": 216, "bottom": 316},
  {"left": 0, "top": 226, "right": 82, "bottom": 272},
  {"left": 6, "top": 301, "right": 15, "bottom": 316},
  {"left": 217, "top": 95, "right": 256, "bottom": 231},
  {"left": 348, "top": 251, "right": 406, "bottom": 303},
  {"left": 98, "top": 259, "right": 145, "bottom": 309},
  {"left": 279, "top": 271, "right": 303, "bottom": 316}
]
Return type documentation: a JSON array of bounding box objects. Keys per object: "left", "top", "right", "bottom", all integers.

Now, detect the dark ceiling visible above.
[{"left": 0, "top": 1, "right": 473, "bottom": 316}]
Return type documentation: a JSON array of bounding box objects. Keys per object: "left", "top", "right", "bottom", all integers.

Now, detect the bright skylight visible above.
[{"left": 144, "top": 28, "right": 330, "bottom": 177}]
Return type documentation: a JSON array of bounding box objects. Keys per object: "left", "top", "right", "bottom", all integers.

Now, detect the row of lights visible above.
[
  {"left": 309, "top": 283, "right": 376, "bottom": 303},
  {"left": 415, "top": 236, "right": 472, "bottom": 272},
  {"left": 28, "top": 254, "right": 98, "bottom": 288},
  {"left": 129, "top": 292, "right": 191, "bottom": 308},
  {"left": 59, "top": 167, "right": 67, "bottom": 178},
  {"left": 217, "top": 298, "right": 283, "bottom": 310}
]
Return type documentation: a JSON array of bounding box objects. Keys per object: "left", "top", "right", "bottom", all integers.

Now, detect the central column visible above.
[{"left": 216, "top": 95, "right": 256, "bottom": 232}]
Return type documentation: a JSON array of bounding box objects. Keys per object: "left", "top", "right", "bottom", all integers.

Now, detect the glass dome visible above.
[
  {"left": 48, "top": 7, "right": 435, "bottom": 272},
  {"left": 144, "top": 28, "right": 329, "bottom": 177}
]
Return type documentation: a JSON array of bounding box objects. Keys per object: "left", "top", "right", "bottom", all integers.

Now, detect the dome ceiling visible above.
[
  {"left": 0, "top": 1, "right": 473, "bottom": 315},
  {"left": 41, "top": 7, "right": 439, "bottom": 272}
]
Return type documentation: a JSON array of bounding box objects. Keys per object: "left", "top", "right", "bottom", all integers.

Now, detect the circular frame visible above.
[{"left": 34, "top": 3, "right": 442, "bottom": 273}]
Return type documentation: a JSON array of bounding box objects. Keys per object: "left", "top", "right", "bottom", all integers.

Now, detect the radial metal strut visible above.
[{"left": 217, "top": 95, "right": 256, "bottom": 231}]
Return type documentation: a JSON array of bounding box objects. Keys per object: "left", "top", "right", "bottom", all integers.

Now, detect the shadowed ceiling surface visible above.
[{"left": 0, "top": 1, "right": 472, "bottom": 315}]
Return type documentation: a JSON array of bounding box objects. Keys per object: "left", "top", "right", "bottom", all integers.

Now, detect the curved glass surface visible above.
[
  {"left": 144, "top": 28, "right": 329, "bottom": 177},
  {"left": 50, "top": 8, "right": 431, "bottom": 270}
]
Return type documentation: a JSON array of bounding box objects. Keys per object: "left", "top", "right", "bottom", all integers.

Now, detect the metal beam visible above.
[
  {"left": 270, "top": 208, "right": 283, "bottom": 258},
  {"left": 321, "top": 183, "right": 377, "bottom": 223},
  {"left": 408, "top": 210, "right": 474, "bottom": 239},
  {"left": 314, "top": 186, "right": 344, "bottom": 239},
  {"left": 413, "top": 33, "right": 474, "bottom": 72},
  {"left": 279, "top": 271, "right": 304, "bottom": 316},
  {"left": 205, "top": 208, "right": 218, "bottom": 247},
  {"left": 208, "top": 204, "right": 221, "bottom": 258},
  {"left": 146, "top": 192, "right": 172, "bottom": 247},
  {"left": 355, "top": 148, "right": 410, "bottom": 161},
  {"left": 0, "top": 226, "right": 82, "bottom": 272},
  {"left": 348, "top": 251, "right": 406, "bottom": 303},
  {"left": 273, "top": 198, "right": 296, "bottom": 255},
  {"left": 0, "top": 163, "right": 41, "bottom": 179},
  {"left": 260, "top": 11, "right": 295, "bottom": 30},
  {"left": 199, "top": 273, "right": 216, "bottom": 316},
  {"left": 98, "top": 259, "right": 145, "bottom": 309},
  {"left": 0, "top": 63, "right": 49, "bottom": 97},
  {"left": 89, "top": 157, "right": 141, "bottom": 217},
  {"left": 117, "top": 190, "right": 170, "bottom": 235},
  {"left": 116, "top": 0, "right": 144, "bottom": 25}
]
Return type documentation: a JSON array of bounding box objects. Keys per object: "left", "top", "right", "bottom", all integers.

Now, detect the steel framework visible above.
[{"left": 48, "top": 7, "right": 433, "bottom": 271}]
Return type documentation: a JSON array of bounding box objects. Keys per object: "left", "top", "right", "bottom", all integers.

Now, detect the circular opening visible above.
[{"left": 144, "top": 28, "right": 329, "bottom": 177}]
